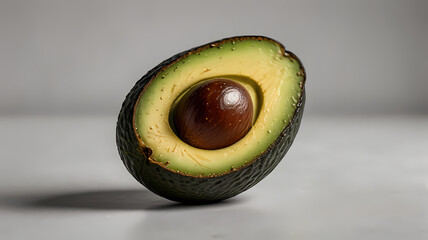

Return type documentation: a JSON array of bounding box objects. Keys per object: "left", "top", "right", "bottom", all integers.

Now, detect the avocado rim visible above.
[{"left": 116, "top": 35, "right": 306, "bottom": 202}]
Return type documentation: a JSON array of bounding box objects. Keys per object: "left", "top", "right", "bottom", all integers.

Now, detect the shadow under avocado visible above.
[
  {"left": 31, "top": 189, "right": 172, "bottom": 210},
  {"left": 2, "top": 189, "right": 243, "bottom": 211}
]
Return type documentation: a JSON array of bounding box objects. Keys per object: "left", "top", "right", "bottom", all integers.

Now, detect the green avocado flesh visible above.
[
  {"left": 134, "top": 38, "right": 304, "bottom": 176},
  {"left": 116, "top": 36, "right": 306, "bottom": 203}
]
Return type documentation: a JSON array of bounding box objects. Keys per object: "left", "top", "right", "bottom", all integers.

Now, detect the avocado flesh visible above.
[
  {"left": 117, "top": 36, "right": 306, "bottom": 202},
  {"left": 134, "top": 38, "right": 304, "bottom": 176}
]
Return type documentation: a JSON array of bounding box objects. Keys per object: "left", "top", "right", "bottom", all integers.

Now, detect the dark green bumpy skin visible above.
[{"left": 116, "top": 36, "right": 306, "bottom": 203}]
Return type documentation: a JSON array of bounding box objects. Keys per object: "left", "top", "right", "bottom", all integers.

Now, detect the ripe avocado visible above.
[{"left": 116, "top": 36, "right": 306, "bottom": 203}]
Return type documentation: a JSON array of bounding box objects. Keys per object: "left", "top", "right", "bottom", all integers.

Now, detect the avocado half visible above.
[{"left": 116, "top": 36, "right": 306, "bottom": 203}]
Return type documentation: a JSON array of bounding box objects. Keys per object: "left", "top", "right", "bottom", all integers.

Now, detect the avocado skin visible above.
[{"left": 116, "top": 36, "right": 306, "bottom": 203}]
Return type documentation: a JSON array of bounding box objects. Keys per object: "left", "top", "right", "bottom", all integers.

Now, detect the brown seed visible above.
[{"left": 173, "top": 79, "right": 253, "bottom": 150}]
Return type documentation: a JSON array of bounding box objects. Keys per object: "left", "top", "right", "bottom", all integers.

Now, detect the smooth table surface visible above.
[{"left": 0, "top": 115, "right": 427, "bottom": 240}]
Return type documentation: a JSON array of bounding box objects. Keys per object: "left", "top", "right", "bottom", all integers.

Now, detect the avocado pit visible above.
[{"left": 173, "top": 79, "right": 253, "bottom": 150}]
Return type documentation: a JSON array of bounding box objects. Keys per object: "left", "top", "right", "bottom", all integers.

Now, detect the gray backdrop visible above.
[{"left": 1, "top": 0, "right": 427, "bottom": 115}]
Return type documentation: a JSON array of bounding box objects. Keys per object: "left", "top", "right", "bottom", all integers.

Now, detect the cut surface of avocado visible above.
[{"left": 133, "top": 37, "right": 304, "bottom": 176}]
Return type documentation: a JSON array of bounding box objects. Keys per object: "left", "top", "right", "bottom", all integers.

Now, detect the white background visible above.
[{"left": 1, "top": 1, "right": 427, "bottom": 239}]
